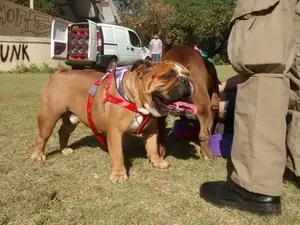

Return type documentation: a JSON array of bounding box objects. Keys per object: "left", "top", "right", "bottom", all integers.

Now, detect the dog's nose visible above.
[
  {"left": 179, "top": 77, "right": 192, "bottom": 95},
  {"left": 179, "top": 77, "right": 189, "bottom": 84}
]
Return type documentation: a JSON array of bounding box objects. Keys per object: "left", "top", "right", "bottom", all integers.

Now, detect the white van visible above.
[{"left": 51, "top": 20, "right": 151, "bottom": 70}]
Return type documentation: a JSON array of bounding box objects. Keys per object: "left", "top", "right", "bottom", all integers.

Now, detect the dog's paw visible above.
[
  {"left": 109, "top": 173, "right": 128, "bottom": 183},
  {"left": 203, "top": 155, "right": 209, "bottom": 160},
  {"left": 152, "top": 159, "right": 170, "bottom": 169},
  {"left": 200, "top": 150, "right": 214, "bottom": 160},
  {"left": 62, "top": 148, "right": 74, "bottom": 155},
  {"left": 158, "top": 144, "right": 166, "bottom": 159},
  {"left": 31, "top": 151, "right": 46, "bottom": 161}
]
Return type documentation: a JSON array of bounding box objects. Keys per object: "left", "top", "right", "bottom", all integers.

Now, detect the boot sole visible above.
[{"left": 200, "top": 191, "right": 281, "bottom": 216}]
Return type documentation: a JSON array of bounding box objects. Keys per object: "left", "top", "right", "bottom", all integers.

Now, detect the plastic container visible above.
[{"left": 208, "top": 134, "right": 233, "bottom": 158}]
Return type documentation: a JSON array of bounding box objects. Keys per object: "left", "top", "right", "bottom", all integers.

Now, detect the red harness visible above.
[{"left": 86, "top": 71, "right": 152, "bottom": 149}]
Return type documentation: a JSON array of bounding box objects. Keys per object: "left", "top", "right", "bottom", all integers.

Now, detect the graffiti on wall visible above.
[
  {"left": 0, "top": 44, "right": 30, "bottom": 62},
  {"left": 0, "top": 1, "right": 69, "bottom": 37}
]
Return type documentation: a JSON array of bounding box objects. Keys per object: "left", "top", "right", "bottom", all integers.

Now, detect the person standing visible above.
[
  {"left": 149, "top": 34, "right": 163, "bottom": 62},
  {"left": 200, "top": 0, "right": 300, "bottom": 215}
]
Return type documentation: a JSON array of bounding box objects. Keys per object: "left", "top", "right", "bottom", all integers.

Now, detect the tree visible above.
[
  {"left": 161, "top": 0, "right": 235, "bottom": 57},
  {"left": 116, "top": 0, "right": 235, "bottom": 61},
  {"left": 119, "top": 0, "right": 175, "bottom": 46},
  {"left": 113, "top": 0, "right": 147, "bottom": 14}
]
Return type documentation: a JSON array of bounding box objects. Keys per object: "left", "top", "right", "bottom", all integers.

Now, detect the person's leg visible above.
[
  {"left": 200, "top": 0, "right": 297, "bottom": 215},
  {"left": 285, "top": 3, "right": 300, "bottom": 187},
  {"left": 230, "top": 74, "right": 289, "bottom": 195},
  {"left": 151, "top": 54, "right": 156, "bottom": 62},
  {"left": 157, "top": 53, "right": 161, "bottom": 61},
  {"left": 152, "top": 53, "right": 160, "bottom": 62}
]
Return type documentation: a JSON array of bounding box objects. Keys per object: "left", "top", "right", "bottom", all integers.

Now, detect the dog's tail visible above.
[{"left": 49, "top": 69, "right": 64, "bottom": 79}]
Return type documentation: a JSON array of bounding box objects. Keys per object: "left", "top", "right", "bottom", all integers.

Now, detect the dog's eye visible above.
[{"left": 162, "top": 73, "right": 176, "bottom": 79}]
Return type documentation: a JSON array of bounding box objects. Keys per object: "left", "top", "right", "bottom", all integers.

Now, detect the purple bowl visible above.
[{"left": 209, "top": 134, "right": 233, "bottom": 158}]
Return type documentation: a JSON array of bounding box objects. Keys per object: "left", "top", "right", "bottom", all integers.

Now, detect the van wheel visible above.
[
  {"left": 107, "top": 58, "right": 118, "bottom": 70},
  {"left": 72, "top": 66, "right": 83, "bottom": 70}
]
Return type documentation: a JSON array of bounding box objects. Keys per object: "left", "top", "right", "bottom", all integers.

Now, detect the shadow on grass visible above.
[
  {"left": 46, "top": 134, "right": 145, "bottom": 174},
  {"left": 47, "top": 128, "right": 200, "bottom": 161},
  {"left": 46, "top": 131, "right": 235, "bottom": 179},
  {"left": 165, "top": 135, "right": 200, "bottom": 160}
]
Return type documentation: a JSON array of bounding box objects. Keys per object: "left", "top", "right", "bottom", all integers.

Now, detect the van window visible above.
[
  {"left": 129, "top": 31, "right": 141, "bottom": 47},
  {"left": 102, "top": 26, "right": 116, "bottom": 43},
  {"left": 115, "top": 28, "right": 128, "bottom": 44}
]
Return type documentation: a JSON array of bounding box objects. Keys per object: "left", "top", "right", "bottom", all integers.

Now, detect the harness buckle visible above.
[{"left": 88, "top": 85, "right": 98, "bottom": 96}]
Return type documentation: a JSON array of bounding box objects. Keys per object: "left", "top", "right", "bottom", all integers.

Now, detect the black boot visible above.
[{"left": 200, "top": 181, "right": 281, "bottom": 215}]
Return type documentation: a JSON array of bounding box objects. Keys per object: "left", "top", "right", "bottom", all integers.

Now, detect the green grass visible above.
[
  {"left": 0, "top": 66, "right": 299, "bottom": 225},
  {"left": 216, "top": 65, "right": 236, "bottom": 81}
]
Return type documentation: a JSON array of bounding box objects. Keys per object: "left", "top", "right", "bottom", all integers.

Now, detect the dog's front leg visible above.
[
  {"left": 107, "top": 130, "right": 128, "bottom": 183},
  {"left": 157, "top": 116, "right": 167, "bottom": 159},
  {"left": 142, "top": 120, "right": 169, "bottom": 169}
]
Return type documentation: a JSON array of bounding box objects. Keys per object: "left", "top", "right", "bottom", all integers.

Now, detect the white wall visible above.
[{"left": 0, "top": 36, "right": 66, "bottom": 71}]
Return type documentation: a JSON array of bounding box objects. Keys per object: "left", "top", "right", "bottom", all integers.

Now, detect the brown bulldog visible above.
[
  {"left": 31, "top": 60, "right": 197, "bottom": 182},
  {"left": 158, "top": 46, "right": 220, "bottom": 158}
]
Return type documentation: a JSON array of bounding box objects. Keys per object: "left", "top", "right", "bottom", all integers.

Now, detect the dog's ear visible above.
[
  {"left": 131, "top": 59, "right": 147, "bottom": 71},
  {"left": 131, "top": 60, "right": 155, "bottom": 78}
]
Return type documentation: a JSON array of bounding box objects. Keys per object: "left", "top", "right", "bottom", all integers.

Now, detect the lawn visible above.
[{"left": 0, "top": 66, "right": 299, "bottom": 225}]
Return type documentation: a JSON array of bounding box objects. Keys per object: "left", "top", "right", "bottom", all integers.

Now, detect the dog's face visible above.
[{"left": 131, "top": 60, "right": 197, "bottom": 116}]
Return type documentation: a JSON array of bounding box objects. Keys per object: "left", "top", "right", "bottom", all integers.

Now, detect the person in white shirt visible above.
[{"left": 149, "top": 34, "right": 163, "bottom": 62}]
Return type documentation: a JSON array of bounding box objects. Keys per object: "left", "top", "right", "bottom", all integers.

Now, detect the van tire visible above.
[
  {"left": 71, "top": 66, "right": 83, "bottom": 70},
  {"left": 107, "top": 58, "right": 118, "bottom": 70}
]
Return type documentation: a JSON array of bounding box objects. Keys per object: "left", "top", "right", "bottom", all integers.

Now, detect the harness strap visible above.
[
  {"left": 103, "top": 73, "right": 138, "bottom": 112},
  {"left": 135, "top": 115, "right": 152, "bottom": 134},
  {"left": 86, "top": 74, "right": 109, "bottom": 149},
  {"left": 87, "top": 94, "right": 108, "bottom": 149},
  {"left": 86, "top": 71, "right": 152, "bottom": 148}
]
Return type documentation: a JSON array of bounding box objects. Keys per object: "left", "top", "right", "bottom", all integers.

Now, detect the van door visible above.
[
  {"left": 127, "top": 30, "right": 143, "bottom": 63},
  {"left": 114, "top": 27, "right": 130, "bottom": 65},
  {"left": 88, "top": 20, "right": 98, "bottom": 62},
  {"left": 101, "top": 25, "right": 118, "bottom": 61},
  {"left": 51, "top": 20, "right": 68, "bottom": 60}
]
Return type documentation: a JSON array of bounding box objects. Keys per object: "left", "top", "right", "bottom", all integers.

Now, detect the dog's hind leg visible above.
[
  {"left": 196, "top": 96, "right": 214, "bottom": 159},
  {"left": 209, "top": 91, "right": 220, "bottom": 134},
  {"left": 31, "top": 104, "right": 62, "bottom": 161},
  {"left": 198, "top": 116, "right": 213, "bottom": 159},
  {"left": 58, "top": 112, "right": 78, "bottom": 154},
  {"left": 200, "top": 105, "right": 219, "bottom": 159}
]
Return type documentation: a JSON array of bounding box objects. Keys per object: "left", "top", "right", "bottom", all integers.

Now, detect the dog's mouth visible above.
[{"left": 152, "top": 94, "right": 197, "bottom": 116}]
